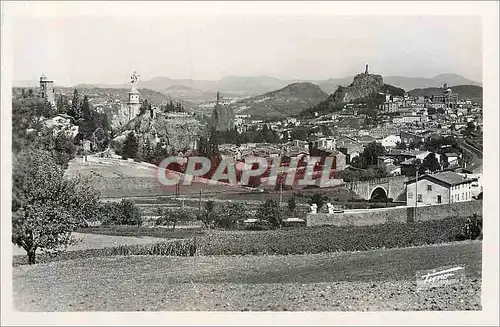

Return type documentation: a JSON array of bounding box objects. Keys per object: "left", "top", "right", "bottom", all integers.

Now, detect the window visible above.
[
  {"left": 408, "top": 192, "right": 413, "bottom": 199},
  {"left": 427, "top": 184, "right": 432, "bottom": 191},
  {"left": 462, "top": 193, "right": 465, "bottom": 200},
  {"left": 417, "top": 194, "right": 422, "bottom": 202},
  {"left": 437, "top": 195, "right": 442, "bottom": 204}
]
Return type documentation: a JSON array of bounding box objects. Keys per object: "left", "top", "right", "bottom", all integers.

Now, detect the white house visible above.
[{"left": 406, "top": 171, "right": 477, "bottom": 206}]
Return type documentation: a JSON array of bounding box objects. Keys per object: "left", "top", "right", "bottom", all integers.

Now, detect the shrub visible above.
[
  {"left": 213, "top": 202, "right": 248, "bottom": 229},
  {"left": 456, "top": 214, "right": 482, "bottom": 241},
  {"left": 256, "top": 199, "right": 282, "bottom": 228},
  {"left": 156, "top": 208, "right": 196, "bottom": 230},
  {"left": 99, "top": 199, "right": 142, "bottom": 226}
]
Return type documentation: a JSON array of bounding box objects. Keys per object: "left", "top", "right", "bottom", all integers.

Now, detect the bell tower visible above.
[{"left": 127, "top": 71, "right": 141, "bottom": 120}]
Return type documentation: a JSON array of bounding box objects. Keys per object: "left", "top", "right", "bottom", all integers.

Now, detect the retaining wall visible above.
[{"left": 307, "top": 200, "right": 483, "bottom": 226}]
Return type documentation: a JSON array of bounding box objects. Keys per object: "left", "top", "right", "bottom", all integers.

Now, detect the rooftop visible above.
[{"left": 406, "top": 171, "right": 477, "bottom": 186}]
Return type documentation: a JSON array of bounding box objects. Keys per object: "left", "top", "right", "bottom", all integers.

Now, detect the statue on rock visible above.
[{"left": 365, "top": 64, "right": 369, "bottom": 74}]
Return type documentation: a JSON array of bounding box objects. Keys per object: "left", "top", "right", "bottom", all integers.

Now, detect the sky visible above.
[{"left": 9, "top": 3, "right": 483, "bottom": 86}]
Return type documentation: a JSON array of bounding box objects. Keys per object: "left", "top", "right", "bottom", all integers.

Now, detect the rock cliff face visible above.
[
  {"left": 106, "top": 103, "right": 132, "bottom": 132},
  {"left": 331, "top": 72, "right": 384, "bottom": 105},
  {"left": 114, "top": 113, "right": 202, "bottom": 151},
  {"left": 211, "top": 102, "right": 235, "bottom": 132}
]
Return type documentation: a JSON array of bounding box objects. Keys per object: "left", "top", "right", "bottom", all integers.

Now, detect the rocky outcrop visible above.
[
  {"left": 114, "top": 113, "right": 202, "bottom": 151},
  {"left": 211, "top": 98, "right": 235, "bottom": 132},
  {"left": 331, "top": 72, "right": 384, "bottom": 105}
]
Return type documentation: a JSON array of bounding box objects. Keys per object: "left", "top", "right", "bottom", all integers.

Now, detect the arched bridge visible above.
[{"left": 345, "top": 175, "right": 409, "bottom": 201}]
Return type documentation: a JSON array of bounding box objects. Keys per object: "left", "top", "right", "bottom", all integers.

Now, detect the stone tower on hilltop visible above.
[
  {"left": 127, "top": 71, "right": 141, "bottom": 121},
  {"left": 39, "top": 74, "right": 56, "bottom": 108}
]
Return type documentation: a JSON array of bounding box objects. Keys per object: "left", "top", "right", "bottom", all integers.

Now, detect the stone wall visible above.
[{"left": 307, "top": 200, "right": 482, "bottom": 227}]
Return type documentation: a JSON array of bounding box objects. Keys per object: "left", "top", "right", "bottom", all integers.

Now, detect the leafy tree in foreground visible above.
[{"left": 12, "top": 148, "right": 100, "bottom": 264}]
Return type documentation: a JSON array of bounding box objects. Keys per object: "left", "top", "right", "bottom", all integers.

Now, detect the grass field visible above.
[{"left": 13, "top": 241, "right": 482, "bottom": 311}]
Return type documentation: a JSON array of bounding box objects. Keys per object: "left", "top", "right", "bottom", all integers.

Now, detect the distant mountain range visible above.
[
  {"left": 14, "top": 73, "right": 481, "bottom": 96},
  {"left": 230, "top": 82, "right": 329, "bottom": 119}
]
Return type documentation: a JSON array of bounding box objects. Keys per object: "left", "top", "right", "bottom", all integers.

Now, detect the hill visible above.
[
  {"left": 50, "top": 73, "right": 481, "bottom": 98},
  {"left": 230, "top": 82, "right": 328, "bottom": 119},
  {"left": 408, "top": 85, "right": 483, "bottom": 103},
  {"left": 301, "top": 72, "right": 405, "bottom": 117}
]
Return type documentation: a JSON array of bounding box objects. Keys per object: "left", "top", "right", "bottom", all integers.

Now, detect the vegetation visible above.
[
  {"left": 13, "top": 215, "right": 482, "bottom": 266},
  {"left": 201, "top": 215, "right": 482, "bottom": 256},
  {"left": 211, "top": 124, "right": 281, "bottom": 145},
  {"left": 98, "top": 199, "right": 142, "bottom": 227},
  {"left": 12, "top": 148, "right": 100, "bottom": 264},
  {"left": 155, "top": 208, "right": 195, "bottom": 230},
  {"left": 351, "top": 141, "right": 386, "bottom": 169},
  {"left": 256, "top": 199, "right": 283, "bottom": 228},
  {"left": 121, "top": 132, "right": 139, "bottom": 160}
]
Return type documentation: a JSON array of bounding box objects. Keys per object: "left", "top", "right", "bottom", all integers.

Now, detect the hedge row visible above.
[{"left": 13, "top": 215, "right": 482, "bottom": 266}]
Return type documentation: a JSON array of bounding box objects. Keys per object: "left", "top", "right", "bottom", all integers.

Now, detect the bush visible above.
[
  {"left": 98, "top": 200, "right": 142, "bottom": 226},
  {"left": 213, "top": 202, "right": 248, "bottom": 229},
  {"left": 156, "top": 208, "right": 196, "bottom": 230},
  {"left": 256, "top": 199, "right": 282, "bottom": 228},
  {"left": 455, "top": 214, "right": 482, "bottom": 241}
]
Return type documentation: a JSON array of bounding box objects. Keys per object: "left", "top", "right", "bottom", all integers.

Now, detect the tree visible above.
[
  {"left": 287, "top": 197, "right": 296, "bottom": 214},
  {"left": 257, "top": 199, "right": 282, "bottom": 228},
  {"left": 352, "top": 142, "right": 386, "bottom": 169},
  {"left": 12, "top": 149, "right": 99, "bottom": 264},
  {"left": 212, "top": 202, "right": 246, "bottom": 229},
  {"left": 81, "top": 95, "right": 92, "bottom": 122},
  {"left": 197, "top": 201, "right": 216, "bottom": 229},
  {"left": 119, "top": 199, "right": 142, "bottom": 227},
  {"left": 68, "top": 89, "right": 82, "bottom": 122},
  {"left": 56, "top": 94, "right": 69, "bottom": 114},
  {"left": 122, "top": 132, "right": 139, "bottom": 160},
  {"left": 156, "top": 208, "right": 192, "bottom": 230},
  {"left": 139, "top": 99, "right": 151, "bottom": 116},
  {"left": 421, "top": 153, "right": 441, "bottom": 173}
]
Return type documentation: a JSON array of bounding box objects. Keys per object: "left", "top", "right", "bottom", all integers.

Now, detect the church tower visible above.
[{"left": 127, "top": 71, "right": 141, "bottom": 120}]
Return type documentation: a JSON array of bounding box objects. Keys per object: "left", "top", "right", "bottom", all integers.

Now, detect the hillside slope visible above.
[{"left": 231, "top": 82, "right": 328, "bottom": 119}]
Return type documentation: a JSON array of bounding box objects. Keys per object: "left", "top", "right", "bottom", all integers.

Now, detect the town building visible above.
[{"left": 405, "top": 171, "right": 477, "bottom": 206}]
